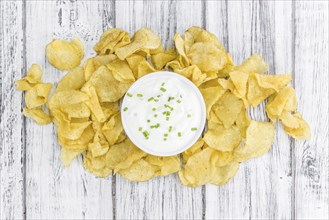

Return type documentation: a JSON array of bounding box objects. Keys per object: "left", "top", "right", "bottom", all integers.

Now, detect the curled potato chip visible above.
[
  {"left": 229, "top": 71, "right": 249, "bottom": 99},
  {"left": 203, "top": 125, "right": 242, "bottom": 152},
  {"left": 23, "top": 107, "right": 51, "bottom": 125},
  {"left": 235, "top": 107, "right": 250, "bottom": 137},
  {"left": 84, "top": 151, "right": 113, "bottom": 178},
  {"left": 60, "top": 102, "right": 90, "bottom": 119},
  {"left": 88, "top": 131, "right": 109, "bottom": 158},
  {"left": 213, "top": 92, "right": 244, "bottom": 128},
  {"left": 266, "top": 87, "right": 296, "bottom": 120},
  {"left": 126, "top": 54, "right": 146, "bottom": 78},
  {"left": 56, "top": 67, "right": 85, "bottom": 92},
  {"left": 233, "top": 121, "right": 275, "bottom": 162},
  {"left": 175, "top": 65, "right": 207, "bottom": 87},
  {"left": 102, "top": 113, "right": 123, "bottom": 145},
  {"left": 119, "top": 159, "right": 155, "bottom": 182},
  {"left": 210, "top": 162, "right": 239, "bottom": 186},
  {"left": 212, "top": 150, "right": 233, "bottom": 167},
  {"left": 60, "top": 148, "right": 85, "bottom": 167},
  {"left": 182, "top": 139, "right": 204, "bottom": 163},
  {"left": 58, "top": 125, "right": 94, "bottom": 151},
  {"left": 116, "top": 27, "right": 161, "bottom": 60},
  {"left": 88, "top": 66, "right": 132, "bottom": 102},
  {"left": 235, "top": 54, "right": 268, "bottom": 74},
  {"left": 145, "top": 155, "right": 181, "bottom": 176},
  {"left": 83, "top": 54, "right": 117, "bottom": 81},
  {"left": 81, "top": 85, "right": 106, "bottom": 122},
  {"left": 255, "top": 73, "right": 292, "bottom": 92},
  {"left": 200, "top": 86, "right": 226, "bottom": 118},
  {"left": 282, "top": 112, "right": 310, "bottom": 140},
  {"left": 179, "top": 147, "right": 217, "bottom": 187},
  {"left": 16, "top": 64, "right": 42, "bottom": 91},
  {"left": 47, "top": 90, "right": 89, "bottom": 111},
  {"left": 107, "top": 59, "right": 135, "bottom": 83},
  {"left": 218, "top": 53, "right": 235, "bottom": 78},
  {"left": 94, "top": 28, "right": 130, "bottom": 55},
  {"left": 25, "top": 83, "right": 52, "bottom": 109},
  {"left": 151, "top": 48, "right": 176, "bottom": 70},
  {"left": 101, "top": 102, "right": 120, "bottom": 121},
  {"left": 46, "top": 38, "right": 84, "bottom": 70},
  {"left": 187, "top": 42, "right": 227, "bottom": 73},
  {"left": 173, "top": 33, "right": 190, "bottom": 67}
]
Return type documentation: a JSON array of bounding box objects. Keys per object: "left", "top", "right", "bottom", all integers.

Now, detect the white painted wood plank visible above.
[
  {"left": 205, "top": 1, "right": 294, "bottom": 219},
  {"left": 25, "top": 1, "right": 114, "bottom": 219},
  {"left": 115, "top": 1, "right": 204, "bottom": 219},
  {"left": 0, "top": 1, "right": 25, "bottom": 219},
  {"left": 293, "top": 2, "right": 329, "bottom": 219}
]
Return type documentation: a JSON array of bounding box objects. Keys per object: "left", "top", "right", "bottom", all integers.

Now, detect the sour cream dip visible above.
[{"left": 121, "top": 71, "right": 206, "bottom": 156}]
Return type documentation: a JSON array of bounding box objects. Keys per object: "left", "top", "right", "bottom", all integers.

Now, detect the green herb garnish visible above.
[
  {"left": 154, "top": 114, "right": 158, "bottom": 118},
  {"left": 164, "top": 138, "right": 167, "bottom": 141},
  {"left": 138, "top": 127, "right": 142, "bottom": 131},
  {"left": 152, "top": 107, "right": 156, "bottom": 111},
  {"left": 187, "top": 114, "right": 191, "bottom": 118},
  {"left": 168, "top": 126, "right": 172, "bottom": 132},
  {"left": 164, "top": 104, "right": 173, "bottom": 111},
  {"left": 177, "top": 100, "right": 181, "bottom": 103},
  {"left": 191, "top": 127, "right": 197, "bottom": 131},
  {"left": 161, "top": 82, "right": 165, "bottom": 86},
  {"left": 147, "top": 120, "right": 150, "bottom": 123},
  {"left": 166, "top": 117, "right": 169, "bottom": 121},
  {"left": 123, "top": 107, "right": 128, "bottom": 111},
  {"left": 160, "top": 87, "right": 166, "bottom": 92},
  {"left": 164, "top": 133, "right": 168, "bottom": 137},
  {"left": 137, "top": 94, "right": 143, "bottom": 97},
  {"left": 148, "top": 97, "right": 154, "bottom": 102},
  {"left": 127, "top": 93, "right": 133, "bottom": 97},
  {"left": 178, "top": 132, "right": 182, "bottom": 137},
  {"left": 168, "top": 97, "right": 175, "bottom": 102}
]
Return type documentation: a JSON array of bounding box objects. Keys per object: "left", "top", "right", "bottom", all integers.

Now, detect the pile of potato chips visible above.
[{"left": 16, "top": 26, "right": 310, "bottom": 187}]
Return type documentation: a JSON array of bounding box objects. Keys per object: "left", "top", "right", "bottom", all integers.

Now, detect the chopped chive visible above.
[
  {"left": 137, "top": 94, "right": 143, "bottom": 97},
  {"left": 163, "top": 138, "right": 167, "bottom": 141},
  {"left": 168, "top": 97, "right": 175, "bottom": 102},
  {"left": 143, "top": 130, "right": 149, "bottom": 139},
  {"left": 191, "top": 127, "right": 197, "bottom": 131},
  {"left": 168, "top": 126, "right": 172, "bottom": 132},
  {"left": 177, "top": 100, "right": 181, "bottom": 103},
  {"left": 187, "top": 114, "right": 191, "bottom": 118},
  {"left": 166, "top": 117, "right": 169, "bottom": 121},
  {"left": 160, "top": 87, "right": 166, "bottom": 92},
  {"left": 154, "top": 114, "right": 158, "bottom": 118},
  {"left": 180, "top": 95, "right": 182, "bottom": 98},
  {"left": 152, "top": 107, "right": 156, "bottom": 111},
  {"left": 157, "top": 95, "right": 161, "bottom": 98},
  {"left": 164, "top": 104, "right": 173, "bottom": 111},
  {"left": 147, "top": 119, "right": 150, "bottom": 123},
  {"left": 148, "top": 97, "right": 154, "bottom": 102},
  {"left": 154, "top": 99, "right": 159, "bottom": 102},
  {"left": 178, "top": 132, "right": 182, "bottom": 137},
  {"left": 127, "top": 93, "right": 133, "bottom": 97},
  {"left": 161, "top": 82, "right": 165, "bottom": 86},
  {"left": 166, "top": 111, "right": 171, "bottom": 116},
  {"left": 123, "top": 107, "right": 128, "bottom": 111},
  {"left": 164, "top": 133, "right": 168, "bottom": 137},
  {"left": 138, "top": 127, "right": 142, "bottom": 131}
]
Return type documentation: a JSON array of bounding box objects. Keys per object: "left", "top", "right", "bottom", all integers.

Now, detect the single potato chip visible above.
[
  {"left": 25, "top": 83, "right": 52, "bottom": 109},
  {"left": 210, "top": 162, "right": 239, "bottom": 186},
  {"left": 47, "top": 90, "right": 89, "bottom": 111},
  {"left": 16, "top": 64, "right": 42, "bottom": 91},
  {"left": 200, "top": 86, "right": 226, "bottom": 118},
  {"left": 94, "top": 28, "right": 130, "bottom": 55},
  {"left": 283, "top": 113, "right": 311, "bottom": 140},
  {"left": 126, "top": 54, "right": 146, "bottom": 78},
  {"left": 60, "top": 148, "right": 85, "bottom": 167},
  {"left": 266, "top": 87, "right": 296, "bottom": 119},
  {"left": 203, "top": 125, "right": 242, "bottom": 152},
  {"left": 81, "top": 85, "right": 106, "bottom": 122},
  {"left": 233, "top": 121, "right": 275, "bottom": 162},
  {"left": 46, "top": 38, "right": 84, "bottom": 70},
  {"left": 235, "top": 54, "right": 268, "bottom": 74},
  {"left": 119, "top": 159, "right": 155, "bottom": 182},
  {"left": 84, "top": 151, "right": 113, "bottom": 178},
  {"left": 107, "top": 59, "right": 135, "bottom": 83},
  {"left": 83, "top": 54, "right": 117, "bottom": 81},
  {"left": 151, "top": 48, "right": 176, "bottom": 70},
  {"left": 56, "top": 67, "right": 86, "bottom": 92},
  {"left": 175, "top": 65, "right": 207, "bottom": 87},
  {"left": 58, "top": 125, "right": 94, "bottom": 151},
  {"left": 23, "top": 107, "right": 52, "bottom": 125},
  {"left": 116, "top": 27, "right": 161, "bottom": 60},
  {"left": 145, "top": 155, "right": 181, "bottom": 176}
]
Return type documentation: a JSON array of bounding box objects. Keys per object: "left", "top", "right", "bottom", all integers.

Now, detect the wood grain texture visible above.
[
  {"left": 25, "top": 1, "right": 113, "bottom": 219},
  {"left": 114, "top": 1, "right": 204, "bottom": 219},
  {"left": 0, "top": 1, "right": 25, "bottom": 219},
  {"left": 293, "top": 2, "right": 329, "bottom": 219},
  {"left": 0, "top": 0, "right": 328, "bottom": 219}
]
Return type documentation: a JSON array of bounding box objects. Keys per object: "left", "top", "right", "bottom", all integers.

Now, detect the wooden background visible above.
[{"left": 0, "top": 0, "right": 328, "bottom": 219}]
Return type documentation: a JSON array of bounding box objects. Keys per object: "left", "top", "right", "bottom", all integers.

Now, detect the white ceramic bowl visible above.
[{"left": 121, "top": 71, "right": 206, "bottom": 156}]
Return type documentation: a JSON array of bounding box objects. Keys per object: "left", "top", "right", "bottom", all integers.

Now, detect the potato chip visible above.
[
  {"left": 88, "top": 132, "right": 109, "bottom": 158},
  {"left": 173, "top": 33, "right": 190, "bottom": 67},
  {"left": 233, "top": 121, "right": 275, "bottom": 162},
  {"left": 235, "top": 54, "right": 268, "bottom": 74},
  {"left": 144, "top": 155, "right": 181, "bottom": 176},
  {"left": 217, "top": 53, "right": 235, "bottom": 78},
  {"left": 81, "top": 85, "right": 106, "bottom": 122},
  {"left": 83, "top": 54, "right": 117, "bottom": 81},
  {"left": 229, "top": 71, "right": 249, "bottom": 98},
  {"left": 200, "top": 86, "right": 226, "bottom": 118},
  {"left": 88, "top": 66, "right": 132, "bottom": 102},
  {"left": 60, "top": 102, "right": 90, "bottom": 119},
  {"left": 175, "top": 65, "right": 207, "bottom": 87},
  {"left": 187, "top": 42, "right": 227, "bottom": 73},
  {"left": 266, "top": 87, "right": 296, "bottom": 119},
  {"left": 16, "top": 64, "right": 42, "bottom": 91},
  {"left": 105, "top": 139, "right": 146, "bottom": 171},
  {"left": 212, "top": 150, "right": 233, "bottom": 167},
  {"left": 56, "top": 67, "right": 85, "bottom": 92},
  {"left": 119, "top": 159, "right": 155, "bottom": 182},
  {"left": 116, "top": 27, "right": 161, "bottom": 60},
  {"left": 94, "top": 28, "right": 130, "bottom": 55},
  {"left": 182, "top": 139, "right": 204, "bottom": 163},
  {"left": 179, "top": 147, "right": 216, "bottom": 187},
  {"left": 107, "top": 59, "right": 135, "bottom": 83},
  {"left": 47, "top": 90, "right": 88, "bottom": 111},
  {"left": 101, "top": 102, "right": 120, "bottom": 121},
  {"left": 58, "top": 125, "right": 94, "bottom": 151},
  {"left": 151, "top": 48, "right": 176, "bottom": 70},
  {"left": 213, "top": 92, "right": 244, "bottom": 128},
  {"left": 235, "top": 107, "right": 250, "bottom": 137},
  {"left": 60, "top": 148, "right": 85, "bottom": 167},
  {"left": 46, "top": 38, "right": 84, "bottom": 70},
  {"left": 58, "top": 118, "right": 91, "bottom": 140},
  {"left": 84, "top": 151, "right": 113, "bottom": 178},
  {"left": 279, "top": 111, "right": 300, "bottom": 129},
  {"left": 210, "top": 162, "right": 239, "bottom": 186},
  {"left": 203, "top": 125, "right": 241, "bottom": 152},
  {"left": 23, "top": 107, "right": 52, "bottom": 125},
  {"left": 25, "top": 83, "right": 52, "bottom": 109},
  {"left": 184, "top": 27, "right": 225, "bottom": 50},
  {"left": 255, "top": 73, "right": 292, "bottom": 92},
  {"left": 102, "top": 113, "right": 123, "bottom": 145},
  {"left": 126, "top": 54, "right": 146, "bottom": 78},
  {"left": 282, "top": 113, "right": 311, "bottom": 140},
  {"left": 218, "top": 78, "right": 234, "bottom": 91}
]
